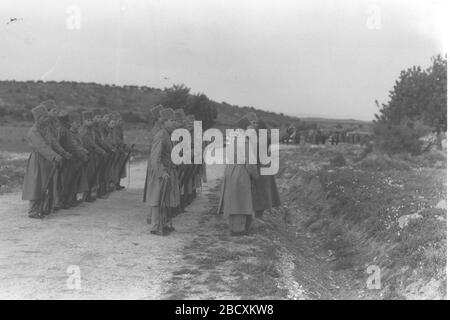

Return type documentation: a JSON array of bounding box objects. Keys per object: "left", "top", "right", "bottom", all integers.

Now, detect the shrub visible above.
[
  {"left": 357, "top": 152, "right": 411, "bottom": 171},
  {"left": 330, "top": 153, "right": 347, "bottom": 167},
  {"left": 373, "top": 119, "right": 432, "bottom": 155},
  {"left": 373, "top": 55, "right": 446, "bottom": 155}
]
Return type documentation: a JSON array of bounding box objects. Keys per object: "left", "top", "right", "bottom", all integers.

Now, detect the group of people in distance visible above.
[{"left": 22, "top": 100, "right": 131, "bottom": 219}]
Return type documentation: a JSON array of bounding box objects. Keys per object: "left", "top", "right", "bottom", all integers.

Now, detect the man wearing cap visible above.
[
  {"left": 22, "top": 105, "right": 63, "bottom": 218},
  {"left": 97, "top": 114, "right": 116, "bottom": 197},
  {"left": 186, "top": 113, "right": 204, "bottom": 207},
  {"left": 247, "top": 116, "right": 281, "bottom": 219},
  {"left": 79, "top": 111, "right": 107, "bottom": 202},
  {"left": 173, "top": 108, "right": 189, "bottom": 212},
  {"left": 106, "top": 115, "right": 120, "bottom": 191},
  {"left": 92, "top": 114, "right": 114, "bottom": 198},
  {"left": 217, "top": 117, "right": 259, "bottom": 235},
  {"left": 69, "top": 111, "right": 90, "bottom": 203},
  {"left": 45, "top": 103, "right": 73, "bottom": 212},
  {"left": 110, "top": 113, "right": 129, "bottom": 191},
  {"left": 145, "top": 108, "right": 180, "bottom": 235},
  {"left": 58, "top": 110, "right": 90, "bottom": 208},
  {"left": 143, "top": 105, "right": 164, "bottom": 204}
]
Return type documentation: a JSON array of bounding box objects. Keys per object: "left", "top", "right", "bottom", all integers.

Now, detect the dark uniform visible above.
[
  {"left": 58, "top": 112, "right": 89, "bottom": 208},
  {"left": 79, "top": 111, "right": 107, "bottom": 202}
]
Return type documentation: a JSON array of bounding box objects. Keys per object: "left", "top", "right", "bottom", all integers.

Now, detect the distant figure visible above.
[{"left": 331, "top": 131, "right": 339, "bottom": 145}]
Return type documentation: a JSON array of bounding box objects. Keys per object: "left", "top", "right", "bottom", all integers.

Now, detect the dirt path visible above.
[
  {"left": 0, "top": 146, "right": 341, "bottom": 300},
  {"left": 0, "top": 161, "right": 226, "bottom": 299}
]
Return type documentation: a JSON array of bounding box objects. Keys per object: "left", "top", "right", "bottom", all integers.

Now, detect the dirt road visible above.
[
  {"left": 0, "top": 161, "right": 222, "bottom": 299},
  {"left": 0, "top": 156, "right": 310, "bottom": 299}
]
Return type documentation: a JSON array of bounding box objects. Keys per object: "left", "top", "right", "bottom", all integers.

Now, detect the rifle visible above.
[
  {"left": 39, "top": 162, "right": 59, "bottom": 216},
  {"left": 118, "top": 144, "right": 135, "bottom": 179},
  {"left": 158, "top": 176, "right": 169, "bottom": 232}
]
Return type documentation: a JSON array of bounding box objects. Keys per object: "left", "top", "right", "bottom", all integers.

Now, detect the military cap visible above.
[
  {"left": 82, "top": 111, "right": 93, "bottom": 122},
  {"left": 59, "top": 113, "right": 70, "bottom": 124},
  {"left": 57, "top": 107, "right": 69, "bottom": 118},
  {"left": 151, "top": 105, "right": 164, "bottom": 119},
  {"left": 173, "top": 108, "right": 186, "bottom": 121},
  {"left": 31, "top": 104, "right": 48, "bottom": 121},
  {"left": 93, "top": 114, "right": 103, "bottom": 122},
  {"left": 111, "top": 112, "right": 121, "bottom": 120},
  {"left": 40, "top": 99, "right": 58, "bottom": 112},
  {"left": 159, "top": 108, "right": 174, "bottom": 122}
]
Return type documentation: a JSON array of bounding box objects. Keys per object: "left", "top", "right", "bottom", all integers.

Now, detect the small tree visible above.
[
  {"left": 160, "top": 84, "right": 191, "bottom": 109},
  {"left": 374, "top": 55, "right": 447, "bottom": 154},
  {"left": 186, "top": 93, "right": 217, "bottom": 129}
]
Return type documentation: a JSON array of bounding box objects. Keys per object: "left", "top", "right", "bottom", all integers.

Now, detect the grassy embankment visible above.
[{"left": 276, "top": 143, "right": 446, "bottom": 299}]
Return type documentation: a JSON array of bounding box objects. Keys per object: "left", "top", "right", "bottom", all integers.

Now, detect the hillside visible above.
[{"left": 0, "top": 80, "right": 297, "bottom": 127}]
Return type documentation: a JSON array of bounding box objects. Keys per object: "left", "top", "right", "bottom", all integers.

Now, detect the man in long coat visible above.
[
  {"left": 143, "top": 105, "right": 164, "bottom": 205},
  {"left": 97, "top": 114, "right": 116, "bottom": 196},
  {"left": 58, "top": 110, "right": 90, "bottom": 208},
  {"left": 146, "top": 108, "right": 180, "bottom": 235},
  {"left": 115, "top": 113, "right": 130, "bottom": 189},
  {"left": 246, "top": 113, "right": 281, "bottom": 219},
  {"left": 109, "top": 112, "right": 130, "bottom": 191},
  {"left": 68, "top": 111, "right": 90, "bottom": 202},
  {"left": 217, "top": 119, "right": 259, "bottom": 235},
  {"left": 79, "top": 111, "right": 107, "bottom": 202},
  {"left": 22, "top": 105, "right": 63, "bottom": 218},
  {"left": 46, "top": 106, "right": 73, "bottom": 212},
  {"left": 173, "top": 108, "right": 189, "bottom": 211},
  {"left": 92, "top": 115, "right": 113, "bottom": 198}
]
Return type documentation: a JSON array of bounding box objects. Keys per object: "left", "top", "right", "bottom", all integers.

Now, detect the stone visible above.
[
  {"left": 398, "top": 213, "right": 423, "bottom": 229},
  {"left": 436, "top": 199, "right": 446, "bottom": 210}
]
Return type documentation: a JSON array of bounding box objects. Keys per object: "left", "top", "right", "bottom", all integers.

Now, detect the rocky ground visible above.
[{"left": 274, "top": 143, "right": 447, "bottom": 299}]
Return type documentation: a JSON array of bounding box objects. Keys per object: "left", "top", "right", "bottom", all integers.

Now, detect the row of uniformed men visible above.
[
  {"left": 143, "top": 105, "right": 205, "bottom": 235},
  {"left": 143, "top": 107, "right": 281, "bottom": 236},
  {"left": 22, "top": 100, "right": 131, "bottom": 219}
]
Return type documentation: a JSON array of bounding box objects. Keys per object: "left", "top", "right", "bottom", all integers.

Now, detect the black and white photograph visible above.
[{"left": 0, "top": 0, "right": 447, "bottom": 304}]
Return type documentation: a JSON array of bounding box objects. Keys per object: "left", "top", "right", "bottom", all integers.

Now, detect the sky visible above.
[{"left": 0, "top": 0, "right": 447, "bottom": 120}]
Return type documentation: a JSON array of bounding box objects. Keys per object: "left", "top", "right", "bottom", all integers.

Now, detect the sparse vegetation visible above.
[
  {"left": 277, "top": 144, "right": 446, "bottom": 299},
  {"left": 0, "top": 80, "right": 295, "bottom": 128}
]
